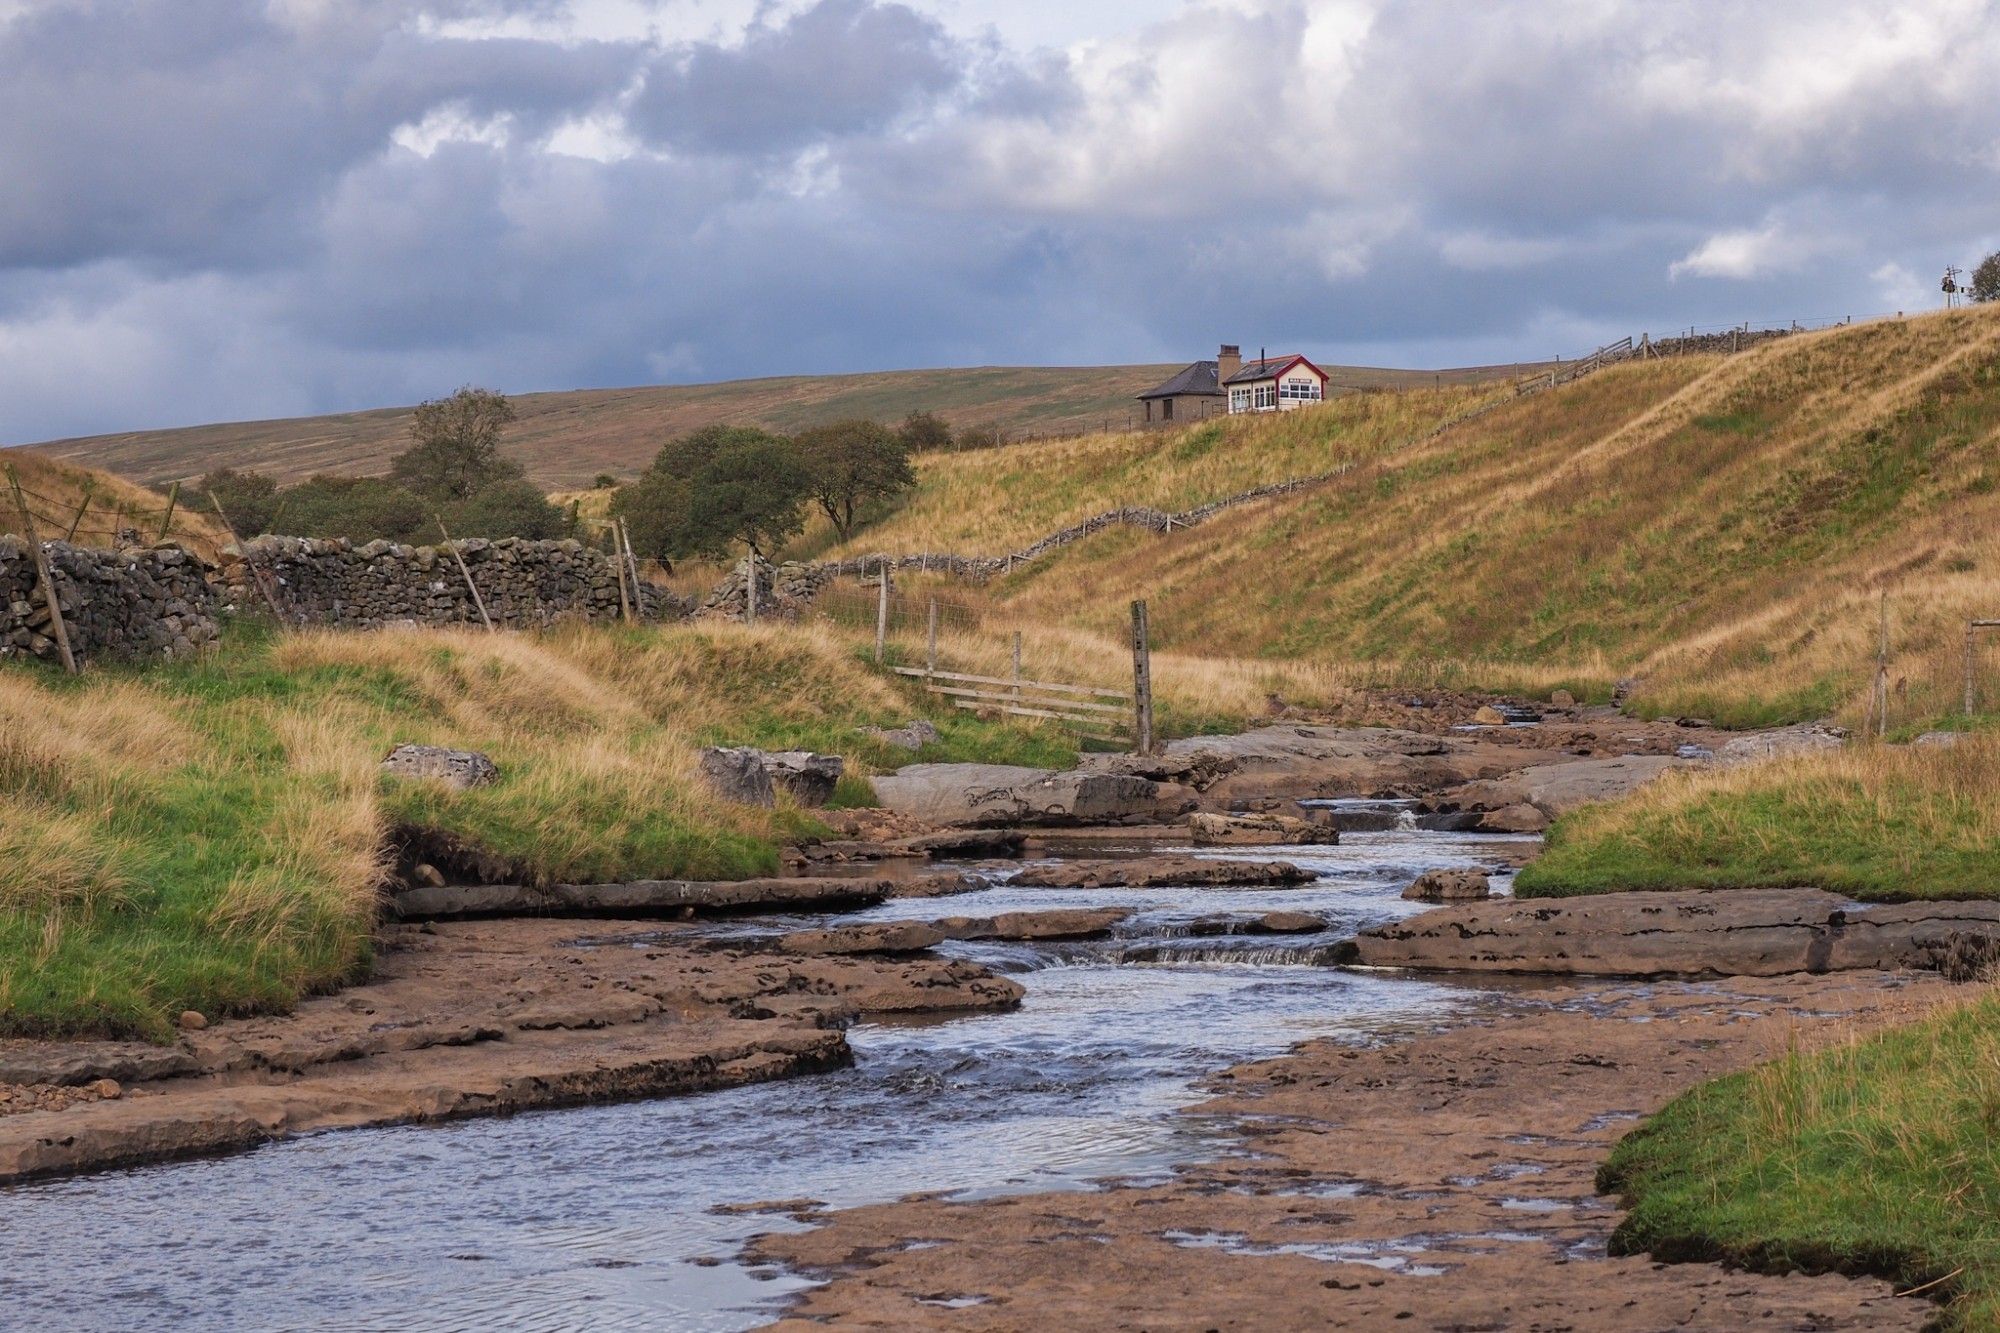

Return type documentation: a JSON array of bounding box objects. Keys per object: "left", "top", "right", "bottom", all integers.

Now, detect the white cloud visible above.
[{"left": 1669, "top": 222, "right": 1808, "bottom": 281}]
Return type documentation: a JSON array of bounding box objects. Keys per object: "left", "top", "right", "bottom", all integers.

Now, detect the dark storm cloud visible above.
[{"left": 1, "top": 0, "right": 1997, "bottom": 446}]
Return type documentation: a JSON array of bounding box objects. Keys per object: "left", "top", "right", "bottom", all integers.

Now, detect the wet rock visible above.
[
  {"left": 1187, "top": 812, "right": 1330, "bottom": 847},
  {"left": 1401, "top": 869, "right": 1491, "bottom": 902},
  {"left": 380, "top": 744, "right": 499, "bottom": 790},
  {"left": 1256, "top": 911, "right": 1327, "bottom": 934},
  {"left": 869, "top": 764, "right": 1166, "bottom": 828},
  {"left": 390, "top": 877, "right": 892, "bottom": 921},
  {"left": 894, "top": 829, "right": 1028, "bottom": 858},
  {"left": 778, "top": 908, "right": 1130, "bottom": 955},
  {"left": 861, "top": 719, "right": 940, "bottom": 752},
  {"left": 1353, "top": 888, "right": 2000, "bottom": 978},
  {"left": 699, "top": 746, "right": 777, "bottom": 806},
  {"left": 1011, "top": 856, "right": 1315, "bottom": 889},
  {"left": 887, "top": 873, "right": 990, "bottom": 899}
]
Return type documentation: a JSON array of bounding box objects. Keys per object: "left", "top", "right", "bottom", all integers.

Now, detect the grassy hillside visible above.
[
  {"left": 828, "top": 307, "right": 2000, "bottom": 728},
  {"left": 23, "top": 360, "right": 1550, "bottom": 494},
  {"left": 0, "top": 620, "right": 1080, "bottom": 1039},
  {"left": 1, "top": 449, "right": 226, "bottom": 557}
]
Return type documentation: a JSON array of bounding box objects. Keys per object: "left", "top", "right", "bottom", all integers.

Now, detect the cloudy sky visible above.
[{"left": 2, "top": 0, "right": 1997, "bottom": 444}]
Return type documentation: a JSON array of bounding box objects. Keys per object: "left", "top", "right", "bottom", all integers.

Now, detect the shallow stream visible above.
[{"left": 3, "top": 827, "right": 1533, "bottom": 1332}]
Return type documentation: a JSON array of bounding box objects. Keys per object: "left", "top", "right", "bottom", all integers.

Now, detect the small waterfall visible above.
[
  {"left": 1394, "top": 809, "right": 1419, "bottom": 831},
  {"left": 1117, "top": 940, "right": 1348, "bottom": 967}
]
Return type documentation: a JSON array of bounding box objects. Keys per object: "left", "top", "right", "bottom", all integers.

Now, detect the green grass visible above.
[
  {"left": 0, "top": 618, "right": 1083, "bottom": 1040},
  {"left": 1517, "top": 734, "right": 2000, "bottom": 902},
  {"left": 1600, "top": 989, "right": 2000, "bottom": 1328}
]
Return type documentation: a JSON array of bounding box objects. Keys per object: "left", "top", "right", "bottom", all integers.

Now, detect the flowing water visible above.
[{"left": 2, "top": 830, "right": 1533, "bottom": 1332}]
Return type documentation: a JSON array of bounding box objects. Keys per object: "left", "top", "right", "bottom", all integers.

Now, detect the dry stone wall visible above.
[
  {"left": 1, "top": 537, "right": 220, "bottom": 664},
  {"left": 231, "top": 536, "right": 691, "bottom": 629}
]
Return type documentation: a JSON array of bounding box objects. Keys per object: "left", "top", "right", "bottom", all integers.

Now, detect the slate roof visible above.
[
  {"left": 1223, "top": 354, "right": 1316, "bottom": 385},
  {"left": 1137, "top": 360, "right": 1222, "bottom": 399}
]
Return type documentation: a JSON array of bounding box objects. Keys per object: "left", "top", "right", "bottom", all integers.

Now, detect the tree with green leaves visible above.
[
  {"left": 441, "top": 478, "right": 572, "bottom": 540},
  {"left": 276, "top": 475, "right": 428, "bottom": 543},
  {"left": 1972, "top": 252, "right": 2000, "bottom": 304},
  {"left": 795, "top": 419, "right": 916, "bottom": 540},
  {"left": 198, "top": 468, "right": 281, "bottom": 536},
  {"left": 897, "top": 410, "right": 954, "bottom": 453},
  {"left": 391, "top": 386, "right": 522, "bottom": 502},
  {"left": 613, "top": 424, "right": 812, "bottom": 561}
]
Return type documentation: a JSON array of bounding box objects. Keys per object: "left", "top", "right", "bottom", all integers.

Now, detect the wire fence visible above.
[{"left": 2, "top": 466, "right": 203, "bottom": 551}]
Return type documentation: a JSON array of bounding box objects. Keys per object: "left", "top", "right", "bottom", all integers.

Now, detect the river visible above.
[{"left": 3, "top": 825, "right": 1533, "bottom": 1332}]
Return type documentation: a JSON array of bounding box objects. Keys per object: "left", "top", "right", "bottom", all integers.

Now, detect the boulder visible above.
[
  {"left": 1187, "top": 811, "right": 1330, "bottom": 846},
  {"left": 1549, "top": 689, "right": 1576, "bottom": 707},
  {"left": 700, "top": 746, "right": 776, "bottom": 806},
  {"left": 765, "top": 751, "right": 844, "bottom": 808},
  {"left": 1401, "top": 868, "right": 1491, "bottom": 902},
  {"left": 869, "top": 763, "right": 1166, "bottom": 827},
  {"left": 861, "top": 719, "right": 941, "bottom": 752},
  {"left": 1471, "top": 705, "right": 1508, "bottom": 726},
  {"left": 1256, "top": 911, "right": 1327, "bottom": 933},
  {"left": 380, "top": 744, "right": 499, "bottom": 790},
  {"left": 1011, "top": 856, "right": 1314, "bottom": 889},
  {"left": 1434, "top": 755, "right": 1686, "bottom": 828},
  {"left": 1480, "top": 803, "right": 1549, "bottom": 834},
  {"left": 1714, "top": 724, "right": 1846, "bottom": 766}
]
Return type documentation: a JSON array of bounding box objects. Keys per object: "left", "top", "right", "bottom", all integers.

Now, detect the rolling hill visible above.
[
  {"left": 822, "top": 306, "right": 2000, "bottom": 731},
  {"left": 18, "top": 359, "right": 1550, "bottom": 493}
]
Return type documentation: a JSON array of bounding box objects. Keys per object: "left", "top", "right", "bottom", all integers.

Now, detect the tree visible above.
[
  {"left": 276, "top": 475, "right": 428, "bottom": 543},
  {"left": 390, "top": 386, "right": 522, "bottom": 502},
  {"left": 198, "top": 468, "right": 280, "bottom": 536},
  {"left": 613, "top": 425, "right": 798, "bottom": 561},
  {"left": 795, "top": 419, "right": 916, "bottom": 540},
  {"left": 592, "top": 473, "right": 618, "bottom": 489},
  {"left": 682, "top": 437, "right": 813, "bottom": 559},
  {"left": 956, "top": 424, "right": 1005, "bottom": 451},
  {"left": 897, "top": 410, "right": 954, "bottom": 453},
  {"left": 1972, "top": 252, "right": 2000, "bottom": 304},
  {"left": 442, "top": 479, "right": 573, "bottom": 541}
]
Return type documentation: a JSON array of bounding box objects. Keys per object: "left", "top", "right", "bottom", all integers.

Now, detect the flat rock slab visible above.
[
  {"left": 869, "top": 764, "right": 1172, "bottom": 828},
  {"left": 1434, "top": 755, "right": 1689, "bottom": 832},
  {"left": 1353, "top": 888, "right": 2000, "bottom": 978},
  {"left": 390, "top": 877, "right": 892, "bottom": 921},
  {"left": 778, "top": 908, "right": 1131, "bottom": 956},
  {"left": 1010, "top": 856, "right": 1314, "bottom": 889}
]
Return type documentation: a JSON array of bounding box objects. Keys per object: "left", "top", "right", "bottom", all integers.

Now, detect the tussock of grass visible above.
[
  {"left": 1601, "top": 988, "right": 2000, "bottom": 1328},
  {"left": 0, "top": 620, "right": 1076, "bottom": 1040},
  {"left": 1517, "top": 735, "right": 2000, "bottom": 901}
]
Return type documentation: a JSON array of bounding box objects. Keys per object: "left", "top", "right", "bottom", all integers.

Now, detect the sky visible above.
[{"left": 2, "top": 0, "right": 1997, "bottom": 444}]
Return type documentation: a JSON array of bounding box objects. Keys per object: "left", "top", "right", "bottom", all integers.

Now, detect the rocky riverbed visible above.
[{"left": 0, "top": 707, "right": 1978, "bottom": 1329}]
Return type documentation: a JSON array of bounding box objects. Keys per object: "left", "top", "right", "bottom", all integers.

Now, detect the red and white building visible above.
[{"left": 1220, "top": 346, "right": 1329, "bottom": 414}]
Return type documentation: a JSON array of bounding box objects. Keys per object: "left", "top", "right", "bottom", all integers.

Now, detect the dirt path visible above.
[{"left": 754, "top": 970, "right": 1946, "bottom": 1330}]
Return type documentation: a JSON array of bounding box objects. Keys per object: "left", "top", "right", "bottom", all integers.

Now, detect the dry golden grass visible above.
[
  {"left": 1, "top": 448, "right": 226, "bottom": 556},
  {"left": 808, "top": 306, "right": 2000, "bottom": 728}
]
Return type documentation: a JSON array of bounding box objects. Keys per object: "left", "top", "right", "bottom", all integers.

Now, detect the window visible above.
[
  {"left": 1254, "top": 382, "right": 1277, "bottom": 410},
  {"left": 1230, "top": 387, "right": 1251, "bottom": 412},
  {"left": 1163, "top": 398, "right": 1174, "bottom": 421},
  {"left": 1279, "top": 377, "right": 1322, "bottom": 402}
]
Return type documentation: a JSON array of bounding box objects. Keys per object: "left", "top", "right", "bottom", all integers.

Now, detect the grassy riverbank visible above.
[
  {"left": 0, "top": 622, "right": 1071, "bottom": 1040},
  {"left": 1601, "top": 987, "right": 2000, "bottom": 1328},
  {"left": 1516, "top": 735, "right": 2000, "bottom": 901}
]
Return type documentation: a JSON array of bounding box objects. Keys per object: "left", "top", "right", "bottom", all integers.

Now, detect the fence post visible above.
[
  {"left": 1130, "top": 599, "right": 1154, "bottom": 756},
  {"left": 610, "top": 525, "right": 633, "bottom": 623},
  {"left": 1967, "top": 619, "right": 1977, "bottom": 717},
  {"left": 208, "top": 492, "right": 287, "bottom": 626},
  {"left": 436, "top": 517, "right": 495, "bottom": 633},
  {"left": 156, "top": 481, "right": 181, "bottom": 542},
  {"left": 745, "top": 553, "right": 759, "bottom": 624},
  {"left": 875, "top": 557, "right": 891, "bottom": 663},
  {"left": 5, "top": 464, "right": 77, "bottom": 674},
  {"left": 65, "top": 481, "right": 95, "bottom": 543},
  {"left": 926, "top": 597, "right": 938, "bottom": 677},
  {"left": 1011, "top": 630, "right": 1023, "bottom": 711},
  {"left": 618, "top": 520, "right": 643, "bottom": 621}
]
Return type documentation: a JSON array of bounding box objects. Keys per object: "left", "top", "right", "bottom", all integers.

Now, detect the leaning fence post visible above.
[
  {"left": 65, "top": 480, "right": 95, "bottom": 543},
  {"left": 5, "top": 464, "right": 77, "bottom": 674},
  {"left": 156, "top": 481, "right": 180, "bottom": 542},
  {"left": 1131, "top": 599, "right": 1154, "bottom": 756},
  {"left": 1967, "top": 619, "right": 1977, "bottom": 717},
  {"left": 436, "top": 517, "right": 495, "bottom": 633},
  {"left": 610, "top": 524, "right": 633, "bottom": 624},
  {"left": 208, "top": 492, "right": 287, "bottom": 626},
  {"left": 875, "top": 557, "right": 891, "bottom": 663}
]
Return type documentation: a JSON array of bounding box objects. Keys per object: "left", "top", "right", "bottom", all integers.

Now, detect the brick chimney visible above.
[{"left": 1217, "top": 343, "right": 1241, "bottom": 385}]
